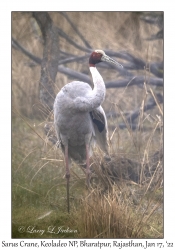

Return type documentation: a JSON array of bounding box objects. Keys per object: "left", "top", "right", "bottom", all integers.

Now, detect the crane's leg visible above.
[
  {"left": 86, "top": 144, "right": 91, "bottom": 188},
  {"left": 64, "top": 145, "right": 70, "bottom": 213}
]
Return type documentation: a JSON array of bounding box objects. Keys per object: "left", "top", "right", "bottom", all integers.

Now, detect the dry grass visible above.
[
  {"left": 76, "top": 186, "right": 162, "bottom": 238},
  {"left": 12, "top": 12, "right": 163, "bottom": 239}
]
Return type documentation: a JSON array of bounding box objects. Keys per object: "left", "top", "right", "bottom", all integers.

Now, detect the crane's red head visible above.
[
  {"left": 89, "top": 50, "right": 105, "bottom": 67},
  {"left": 89, "top": 49, "right": 123, "bottom": 68}
]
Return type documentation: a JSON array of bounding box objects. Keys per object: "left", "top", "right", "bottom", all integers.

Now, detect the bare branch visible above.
[
  {"left": 150, "top": 62, "right": 163, "bottom": 78},
  {"left": 58, "top": 66, "right": 91, "bottom": 84},
  {"left": 12, "top": 37, "right": 163, "bottom": 89},
  {"left": 104, "top": 50, "right": 163, "bottom": 78},
  {"left": 106, "top": 93, "right": 163, "bottom": 129},
  {"left": 106, "top": 76, "right": 163, "bottom": 88},
  {"left": 57, "top": 27, "right": 91, "bottom": 53},
  {"left": 12, "top": 38, "right": 41, "bottom": 64},
  {"left": 59, "top": 12, "right": 92, "bottom": 49},
  {"left": 58, "top": 55, "right": 88, "bottom": 65},
  {"left": 126, "top": 94, "right": 163, "bottom": 124}
]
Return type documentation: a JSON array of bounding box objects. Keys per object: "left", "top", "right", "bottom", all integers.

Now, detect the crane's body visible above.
[
  {"left": 54, "top": 50, "right": 122, "bottom": 212},
  {"left": 54, "top": 69, "right": 108, "bottom": 163}
]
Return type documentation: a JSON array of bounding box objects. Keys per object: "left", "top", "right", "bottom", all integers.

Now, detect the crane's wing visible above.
[{"left": 90, "top": 106, "right": 109, "bottom": 155}]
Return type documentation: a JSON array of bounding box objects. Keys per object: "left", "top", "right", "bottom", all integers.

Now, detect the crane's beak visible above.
[{"left": 101, "top": 54, "right": 123, "bottom": 68}]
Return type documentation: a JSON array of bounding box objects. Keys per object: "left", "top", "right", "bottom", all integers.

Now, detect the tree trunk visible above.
[{"left": 33, "top": 12, "right": 59, "bottom": 114}]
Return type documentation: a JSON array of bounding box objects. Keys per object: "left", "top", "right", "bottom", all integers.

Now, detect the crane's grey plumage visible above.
[{"left": 54, "top": 49, "right": 122, "bottom": 212}]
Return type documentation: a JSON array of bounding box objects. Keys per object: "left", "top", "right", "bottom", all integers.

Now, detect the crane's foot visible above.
[
  {"left": 66, "top": 174, "right": 70, "bottom": 213},
  {"left": 86, "top": 170, "right": 91, "bottom": 189}
]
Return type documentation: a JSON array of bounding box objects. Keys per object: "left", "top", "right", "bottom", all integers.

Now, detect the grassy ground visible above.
[
  {"left": 12, "top": 113, "right": 163, "bottom": 238},
  {"left": 12, "top": 12, "right": 163, "bottom": 238}
]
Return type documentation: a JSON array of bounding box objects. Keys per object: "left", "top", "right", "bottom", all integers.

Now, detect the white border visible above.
[{"left": 1, "top": 0, "right": 175, "bottom": 248}]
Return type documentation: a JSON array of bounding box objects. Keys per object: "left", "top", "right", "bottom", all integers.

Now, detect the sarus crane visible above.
[{"left": 54, "top": 50, "right": 122, "bottom": 212}]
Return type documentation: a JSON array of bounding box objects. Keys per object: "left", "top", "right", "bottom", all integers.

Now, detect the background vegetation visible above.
[{"left": 12, "top": 11, "right": 163, "bottom": 238}]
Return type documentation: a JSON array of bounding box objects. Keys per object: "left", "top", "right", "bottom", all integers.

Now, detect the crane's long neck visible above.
[{"left": 89, "top": 66, "right": 106, "bottom": 109}]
